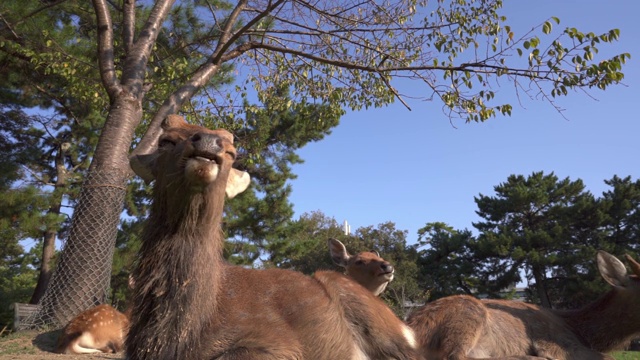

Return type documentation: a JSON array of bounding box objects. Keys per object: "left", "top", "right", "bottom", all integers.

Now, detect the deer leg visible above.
[
  {"left": 532, "top": 340, "right": 614, "bottom": 360},
  {"left": 483, "top": 357, "right": 554, "bottom": 360},
  {"left": 440, "top": 316, "right": 485, "bottom": 360},
  {"left": 213, "top": 332, "right": 304, "bottom": 360},
  {"left": 216, "top": 347, "right": 302, "bottom": 360},
  {"left": 96, "top": 344, "right": 115, "bottom": 353}
]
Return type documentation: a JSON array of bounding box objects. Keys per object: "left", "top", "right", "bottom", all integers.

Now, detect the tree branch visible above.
[
  {"left": 123, "top": 0, "right": 135, "bottom": 53},
  {"left": 92, "top": 0, "right": 121, "bottom": 99},
  {"left": 211, "top": 0, "right": 286, "bottom": 64}
]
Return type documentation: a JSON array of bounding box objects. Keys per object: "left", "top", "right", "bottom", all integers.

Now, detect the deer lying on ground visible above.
[
  {"left": 126, "top": 115, "right": 419, "bottom": 360},
  {"left": 328, "top": 238, "right": 395, "bottom": 296},
  {"left": 406, "top": 251, "right": 640, "bottom": 360},
  {"left": 55, "top": 304, "right": 129, "bottom": 354}
]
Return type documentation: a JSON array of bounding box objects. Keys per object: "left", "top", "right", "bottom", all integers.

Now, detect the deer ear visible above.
[
  {"left": 328, "top": 238, "right": 350, "bottom": 268},
  {"left": 226, "top": 169, "right": 250, "bottom": 198},
  {"left": 130, "top": 153, "right": 158, "bottom": 184},
  {"left": 597, "top": 251, "right": 629, "bottom": 287}
]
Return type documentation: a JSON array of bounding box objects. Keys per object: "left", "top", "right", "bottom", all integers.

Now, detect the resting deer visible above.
[
  {"left": 55, "top": 304, "right": 129, "bottom": 354},
  {"left": 126, "top": 115, "right": 419, "bottom": 360},
  {"left": 406, "top": 251, "right": 640, "bottom": 360},
  {"left": 328, "top": 238, "right": 394, "bottom": 296}
]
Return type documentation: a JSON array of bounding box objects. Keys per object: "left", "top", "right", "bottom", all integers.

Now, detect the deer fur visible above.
[
  {"left": 126, "top": 115, "right": 419, "bottom": 360},
  {"left": 328, "top": 238, "right": 394, "bottom": 296},
  {"left": 55, "top": 304, "right": 129, "bottom": 354},
  {"left": 406, "top": 251, "right": 640, "bottom": 360}
]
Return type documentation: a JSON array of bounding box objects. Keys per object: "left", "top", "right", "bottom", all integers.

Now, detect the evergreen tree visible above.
[
  {"left": 416, "top": 222, "right": 479, "bottom": 300},
  {"left": 600, "top": 175, "right": 640, "bottom": 254},
  {"left": 265, "top": 211, "right": 347, "bottom": 273},
  {"left": 224, "top": 86, "right": 341, "bottom": 251},
  {"left": 473, "top": 171, "right": 598, "bottom": 308}
]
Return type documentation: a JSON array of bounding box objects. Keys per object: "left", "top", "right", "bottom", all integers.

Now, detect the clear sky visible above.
[{"left": 288, "top": 0, "right": 640, "bottom": 246}]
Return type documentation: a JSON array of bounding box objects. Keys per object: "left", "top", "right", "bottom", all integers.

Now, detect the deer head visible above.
[
  {"left": 55, "top": 304, "right": 129, "bottom": 354},
  {"left": 328, "top": 238, "right": 395, "bottom": 296},
  {"left": 130, "top": 114, "right": 250, "bottom": 198}
]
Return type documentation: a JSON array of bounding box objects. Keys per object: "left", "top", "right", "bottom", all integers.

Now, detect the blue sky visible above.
[{"left": 288, "top": 0, "right": 640, "bottom": 246}]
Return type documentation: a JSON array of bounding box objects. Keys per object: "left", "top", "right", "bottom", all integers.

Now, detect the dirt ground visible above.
[{"left": 0, "top": 331, "right": 123, "bottom": 360}]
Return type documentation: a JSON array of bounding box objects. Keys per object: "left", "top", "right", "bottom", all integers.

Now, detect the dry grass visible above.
[{"left": 2, "top": 329, "right": 638, "bottom": 359}]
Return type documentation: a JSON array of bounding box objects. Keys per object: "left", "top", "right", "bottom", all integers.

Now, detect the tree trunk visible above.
[
  {"left": 29, "top": 228, "right": 57, "bottom": 304},
  {"left": 30, "top": 144, "right": 69, "bottom": 304},
  {"left": 33, "top": 93, "right": 142, "bottom": 327},
  {"left": 532, "top": 265, "right": 552, "bottom": 309}
]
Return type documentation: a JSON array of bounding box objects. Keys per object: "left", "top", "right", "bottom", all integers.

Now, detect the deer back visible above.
[
  {"left": 406, "top": 251, "right": 640, "bottom": 359},
  {"left": 55, "top": 304, "right": 129, "bottom": 354},
  {"left": 313, "top": 270, "right": 418, "bottom": 359}
]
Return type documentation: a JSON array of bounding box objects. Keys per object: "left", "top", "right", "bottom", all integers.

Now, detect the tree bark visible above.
[
  {"left": 30, "top": 143, "right": 69, "bottom": 304},
  {"left": 532, "top": 265, "right": 552, "bottom": 309},
  {"left": 29, "top": 224, "right": 58, "bottom": 304}
]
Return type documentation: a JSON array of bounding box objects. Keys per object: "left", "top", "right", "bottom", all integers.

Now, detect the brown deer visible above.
[
  {"left": 55, "top": 304, "right": 129, "bottom": 354},
  {"left": 406, "top": 251, "right": 640, "bottom": 360},
  {"left": 328, "top": 238, "right": 394, "bottom": 296},
  {"left": 126, "top": 115, "right": 419, "bottom": 360}
]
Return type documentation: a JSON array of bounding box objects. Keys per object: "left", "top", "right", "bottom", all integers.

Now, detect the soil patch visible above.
[{"left": 0, "top": 331, "right": 123, "bottom": 360}]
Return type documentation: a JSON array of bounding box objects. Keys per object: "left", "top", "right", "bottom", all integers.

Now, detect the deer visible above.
[
  {"left": 126, "top": 115, "right": 420, "bottom": 360},
  {"left": 405, "top": 250, "right": 640, "bottom": 360},
  {"left": 54, "top": 304, "right": 129, "bottom": 354},
  {"left": 328, "top": 238, "right": 395, "bottom": 296}
]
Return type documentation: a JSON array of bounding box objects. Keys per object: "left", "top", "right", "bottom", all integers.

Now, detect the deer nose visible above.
[
  {"left": 190, "top": 133, "right": 223, "bottom": 154},
  {"left": 381, "top": 263, "right": 394, "bottom": 273}
]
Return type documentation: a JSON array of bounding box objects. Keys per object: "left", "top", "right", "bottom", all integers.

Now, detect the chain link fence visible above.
[{"left": 17, "top": 169, "right": 128, "bottom": 330}]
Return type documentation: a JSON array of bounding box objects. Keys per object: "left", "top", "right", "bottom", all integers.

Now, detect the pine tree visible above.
[
  {"left": 473, "top": 171, "right": 598, "bottom": 308},
  {"left": 600, "top": 175, "right": 640, "bottom": 254},
  {"left": 416, "top": 222, "right": 479, "bottom": 300}
]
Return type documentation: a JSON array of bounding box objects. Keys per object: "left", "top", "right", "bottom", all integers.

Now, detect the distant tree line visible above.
[{"left": 2, "top": 170, "right": 638, "bottom": 328}]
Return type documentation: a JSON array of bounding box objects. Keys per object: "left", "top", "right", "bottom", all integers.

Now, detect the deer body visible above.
[
  {"left": 55, "top": 304, "right": 129, "bottom": 354},
  {"left": 406, "top": 251, "right": 640, "bottom": 360},
  {"left": 126, "top": 115, "right": 418, "bottom": 360}
]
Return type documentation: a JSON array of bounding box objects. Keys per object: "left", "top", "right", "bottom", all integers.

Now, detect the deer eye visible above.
[{"left": 158, "top": 139, "right": 176, "bottom": 148}]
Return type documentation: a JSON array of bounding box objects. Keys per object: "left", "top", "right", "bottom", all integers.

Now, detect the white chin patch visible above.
[
  {"left": 185, "top": 158, "right": 220, "bottom": 184},
  {"left": 382, "top": 273, "right": 394, "bottom": 282}
]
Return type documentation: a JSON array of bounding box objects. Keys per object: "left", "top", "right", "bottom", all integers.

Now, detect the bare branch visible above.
[
  {"left": 216, "top": 0, "right": 248, "bottom": 47},
  {"left": 120, "top": 0, "right": 175, "bottom": 94},
  {"left": 211, "top": 0, "right": 286, "bottom": 63},
  {"left": 92, "top": 0, "right": 121, "bottom": 99},
  {"left": 123, "top": 0, "right": 136, "bottom": 53}
]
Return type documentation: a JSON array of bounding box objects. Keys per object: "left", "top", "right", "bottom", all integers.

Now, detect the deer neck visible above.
[
  {"left": 555, "top": 289, "right": 638, "bottom": 352},
  {"left": 129, "top": 189, "right": 225, "bottom": 359},
  {"left": 368, "top": 281, "right": 389, "bottom": 296}
]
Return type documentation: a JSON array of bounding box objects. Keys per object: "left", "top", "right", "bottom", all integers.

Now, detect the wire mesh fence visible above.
[{"left": 17, "top": 169, "right": 128, "bottom": 330}]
